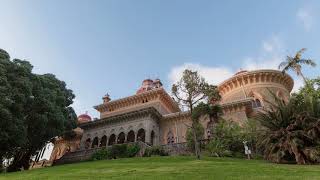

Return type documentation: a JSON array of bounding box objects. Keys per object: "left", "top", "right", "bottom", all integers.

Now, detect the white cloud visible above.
[
  {"left": 168, "top": 35, "right": 304, "bottom": 92},
  {"left": 168, "top": 63, "right": 233, "bottom": 86},
  {"left": 292, "top": 78, "right": 304, "bottom": 93},
  {"left": 243, "top": 35, "right": 284, "bottom": 70},
  {"left": 297, "top": 7, "right": 314, "bottom": 32}
]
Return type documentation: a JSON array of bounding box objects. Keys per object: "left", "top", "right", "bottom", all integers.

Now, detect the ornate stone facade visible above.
[{"left": 46, "top": 69, "right": 293, "bottom": 164}]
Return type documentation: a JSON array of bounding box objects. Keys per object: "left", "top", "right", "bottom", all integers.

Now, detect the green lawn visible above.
[{"left": 1, "top": 156, "right": 320, "bottom": 180}]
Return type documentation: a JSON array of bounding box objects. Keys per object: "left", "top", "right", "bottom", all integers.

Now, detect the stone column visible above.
[
  {"left": 134, "top": 131, "right": 138, "bottom": 142},
  {"left": 145, "top": 129, "right": 151, "bottom": 144}
]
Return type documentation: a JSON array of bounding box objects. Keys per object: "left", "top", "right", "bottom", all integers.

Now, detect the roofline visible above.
[
  {"left": 218, "top": 69, "right": 294, "bottom": 92},
  {"left": 79, "top": 107, "right": 162, "bottom": 129},
  {"left": 94, "top": 87, "right": 180, "bottom": 112}
]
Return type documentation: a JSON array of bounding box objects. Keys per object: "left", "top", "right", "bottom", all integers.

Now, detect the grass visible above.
[{"left": 1, "top": 156, "right": 320, "bottom": 180}]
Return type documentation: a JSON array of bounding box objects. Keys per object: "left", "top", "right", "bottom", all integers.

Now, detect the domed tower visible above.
[
  {"left": 218, "top": 69, "right": 294, "bottom": 122},
  {"left": 136, "top": 79, "right": 154, "bottom": 94},
  {"left": 77, "top": 113, "right": 92, "bottom": 124}
]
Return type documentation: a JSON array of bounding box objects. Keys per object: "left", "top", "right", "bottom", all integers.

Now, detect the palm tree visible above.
[
  {"left": 257, "top": 95, "right": 320, "bottom": 164},
  {"left": 278, "top": 48, "right": 316, "bottom": 83}
]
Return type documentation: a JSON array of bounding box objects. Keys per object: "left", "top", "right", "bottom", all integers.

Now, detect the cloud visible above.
[
  {"left": 292, "top": 78, "right": 304, "bottom": 93},
  {"left": 168, "top": 35, "right": 304, "bottom": 92},
  {"left": 168, "top": 63, "right": 233, "bottom": 86},
  {"left": 297, "top": 7, "right": 314, "bottom": 32},
  {"left": 243, "top": 35, "right": 284, "bottom": 70}
]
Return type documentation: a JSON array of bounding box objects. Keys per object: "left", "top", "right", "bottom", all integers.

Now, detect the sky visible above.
[{"left": 1, "top": 0, "right": 320, "bottom": 118}]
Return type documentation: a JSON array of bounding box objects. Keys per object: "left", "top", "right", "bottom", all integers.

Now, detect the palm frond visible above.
[{"left": 299, "top": 59, "right": 317, "bottom": 67}]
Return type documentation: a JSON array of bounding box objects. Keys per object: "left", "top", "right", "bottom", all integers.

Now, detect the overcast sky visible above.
[{"left": 1, "top": 0, "right": 320, "bottom": 118}]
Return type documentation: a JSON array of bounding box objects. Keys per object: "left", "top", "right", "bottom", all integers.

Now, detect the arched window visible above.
[
  {"left": 108, "top": 134, "right": 116, "bottom": 146},
  {"left": 117, "top": 132, "right": 126, "bottom": 144},
  {"left": 251, "top": 99, "right": 262, "bottom": 108},
  {"left": 255, "top": 99, "right": 262, "bottom": 107},
  {"left": 91, "top": 137, "right": 99, "bottom": 148},
  {"left": 127, "top": 130, "right": 135, "bottom": 142},
  {"left": 167, "top": 130, "right": 175, "bottom": 144},
  {"left": 137, "top": 128, "right": 145, "bottom": 142},
  {"left": 100, "top": 135, "right": 107, "bottom": 147}
]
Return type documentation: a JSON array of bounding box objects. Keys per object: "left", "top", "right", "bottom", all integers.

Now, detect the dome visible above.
[
  {"left": 0, "top": 49, "right": 10, "bottom": 59},
  {"left": 77, "top": 113, "right": 92, "bottom": 124}
]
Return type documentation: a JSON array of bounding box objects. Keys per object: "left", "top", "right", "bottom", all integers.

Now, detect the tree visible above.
[
  {"left": 0, "top": 50, "right": 30, "bottom": 168},
  {"left": 0, "top": 49, "right": 77, "bottom": 171},
  {"left": 278, "top": 48, "right": 316, "bottom": 83},
  {"left": 172, "top": 69, "right": 220, "bottom": 159},
  {"left": 257, "top": 92, "right": 320, "bottom": 164},
  {"left": 207, "top": 120, "right": 243, "bottom": 157}
]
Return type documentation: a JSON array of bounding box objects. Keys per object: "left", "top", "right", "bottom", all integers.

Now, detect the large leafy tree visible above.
[
  {"left": 0, "top": 50, "right": 31, "bottom": 166},
  {"left": 172, "top": 69, "right": 220, "bottom": 159},
  {"left": 278, "top": 48, "right": 316, "bottom": 83},
  {"left": 0, "top": 49, "right": 77, "bottom": 171}
]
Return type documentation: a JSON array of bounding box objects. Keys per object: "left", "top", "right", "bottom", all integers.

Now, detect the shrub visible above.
[
  {"left": 206, "top": 120, "right": 245, "bottom": 157},
  {"left": 257, "top": 93, "right": 320, "bottom": 164},
  {"left": 110, "top": 144, "right": 128, "bottom": 158},
  {"left": 186, "top": 122, "right": 204, "bottom": 151},
  {"left": 144, "top": 146, "right": 168, "bottom": 157},
  {"left": 91, "top": 144, "right": 141, "bottom": 161},
  {"left": 127, "top": 144, "right": 140, "bottom": 157},
  {"left": 91, "top": 148, "right": 109, "bottom": 160}
]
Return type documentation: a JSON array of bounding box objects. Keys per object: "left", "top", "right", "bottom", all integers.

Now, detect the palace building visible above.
[{"left": 30, "top": 69, "right": 294, "bottom": 167}]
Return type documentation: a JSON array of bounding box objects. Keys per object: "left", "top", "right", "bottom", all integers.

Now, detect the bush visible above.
[
  {"left": 206, "top": 120, "right": 245, "bottom": 157},
  {"left": 91, "top": 144, "right": 141, "bottom": 160},
  {"left": 110, "top": 144, "right": 128, "bottom": 158},
  {"left": 91, "top": 148, "right": 109, "bottom": 160},
  {"left": 144, "top": 146, "right": 168, "bottom": 157},
  {"left": 127, "top": 144, "right": 140, "bottom": 157},
  {"left": 186, "top": 122, "right": 204, "bottom": 151}
]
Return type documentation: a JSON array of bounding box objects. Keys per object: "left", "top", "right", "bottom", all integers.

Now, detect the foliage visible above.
[
  {"left": 0, "top": 49, "right": 77, "bottom": 171},
  {"left": 206, "top": 138, "right": 232, "bottom": 157},
  {"left": 91, "top": 144, "right": 141, "bottom": 160},
  {"left": 278, "top": 48, "right": 316, "bottom": 83},
  {"left": 172, "top": 69, "right": 220, "bottom": 159},
  {"left": 110, "top": 144, "right": 129, "bottom": 159},
  {"left": 127, "top": 144, "right": 140, "bottom": 157},
  {"left": 91, "top": 148, "right": 110, "bottom": 161},
  {"left": 186, "top": 122, "right": 204, "bottom": 151},
  {"left": 257, "top": 90, "right": 320, "bottom": 164},
  {"left": 143, "top": 146, "right": 168, "bottom": 157},
  {"left": 206, "top": 120, "right": 244, "bottom": 157}
]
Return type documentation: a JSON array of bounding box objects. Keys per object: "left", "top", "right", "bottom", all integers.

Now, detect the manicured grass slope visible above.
[{"left": 1, "top": 156, "right": 320, "bottom": 180}]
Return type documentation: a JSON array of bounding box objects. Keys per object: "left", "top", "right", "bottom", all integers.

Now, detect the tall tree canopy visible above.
[
  {"left": 0, "top": 49, "right": 77, "bottom": 171},
  {"left": 172, "top": 69, "right": 220, "bottom": 159}
]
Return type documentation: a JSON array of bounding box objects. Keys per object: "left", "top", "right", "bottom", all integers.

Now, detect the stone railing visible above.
[
  {"left": 53, "top": 141, "right": 151, "bottom": 165},
  {"left": 161, "top": 142, "right": 191, "bottom": 155}
]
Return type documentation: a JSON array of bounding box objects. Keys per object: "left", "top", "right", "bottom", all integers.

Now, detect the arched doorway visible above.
[
  {"left": 127, "top": 130, "right": 135, "bottom": 142},
  {"left": 150, "top": 131, "right": 155, "bottom": 145},
  {"left": 85, "top": 138, "right": 91, "bottom": 149},
  {"left": 117, "top": 132, "right": 125, "bottom": 144},
  {"left": 108, "top": 134, "right": 116, "bottom": 146},
  {"left": 91, "top": 137, "right": 99, "bottom": 148},
  {"left": 137, "top": 128, "right": 145, "bottom": 142},
  {"left": 100, "top": 135, "right": 107, "bottom": 147},
  {"left": 167, "top": 130, "right": 175, "bottom": 144}
]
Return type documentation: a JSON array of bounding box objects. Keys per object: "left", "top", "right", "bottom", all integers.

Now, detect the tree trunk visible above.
[
  {"left": 7, "top": 150, "right": 32, "bottom": 172},
  {"left": 300, "top": 73, "right": 308, "bottom": 85},
  {"left": 192, "top": 123, "right": 201, "bottom": 160}
]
